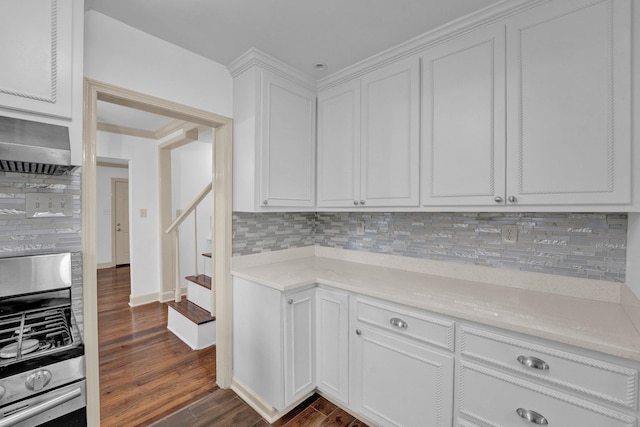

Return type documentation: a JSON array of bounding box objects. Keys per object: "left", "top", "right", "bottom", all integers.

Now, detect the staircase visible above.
[
  {"left": 164, "top": 183, "right": 216, "bottom": 350},
  {"left": 167, "top": 255, "right": 216, "bottom": 350}
]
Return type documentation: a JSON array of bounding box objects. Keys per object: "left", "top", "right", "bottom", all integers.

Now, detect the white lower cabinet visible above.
[
  {"left": 284, "top": 288, "right": 316, "bottom": 406},
  {"left": 233, "top": 278, "right": 639, "bottom": 425},
  {"left": 351, "top": 296, "right": 455, "bottom": 427},
  {"left": 458, "top": 361, "right": 635, "bottom": 427},
  {"left": 316, "top": 288, "right": 350, "bottom": 405},
  {"left": 352, "top": 326, "right": 454, "bottom": 427},
  {"left": 456, "top": 324, "right": 639, "bottom": 427},
  {"left": 232, "top": 277, "right": 315, "bottom": 411}
]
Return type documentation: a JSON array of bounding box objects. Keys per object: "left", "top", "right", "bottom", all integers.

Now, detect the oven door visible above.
[{"left": 0, "top": 380, "right": 85, "bottom": 427}]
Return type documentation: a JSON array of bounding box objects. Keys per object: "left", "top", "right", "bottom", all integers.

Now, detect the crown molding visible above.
[
  {"left": 227, "top": 48, "right": 317, "bottom": 91},
  {"left": 317, "top": 0, "right": 551, "bottom": 91}
]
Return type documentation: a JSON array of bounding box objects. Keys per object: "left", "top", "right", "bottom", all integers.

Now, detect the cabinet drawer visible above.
[
  {"left": 460, "top": 326, "right": 638, "bottom": 410},
  {"left": 355, "top": 297, "right": 454, "bottom": 351},
  {"left": 459, "top": 361, "right": 636, "bottom": 427}
]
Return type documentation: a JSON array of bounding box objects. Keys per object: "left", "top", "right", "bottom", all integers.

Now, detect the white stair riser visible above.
[
  {"left": 167, "top": 307, "right": 216, "bottom": 350},
  {"left": 187, "top": 282, "right": 211, "bottom": 311}
]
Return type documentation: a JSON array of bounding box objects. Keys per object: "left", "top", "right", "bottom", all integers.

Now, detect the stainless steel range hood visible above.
[{"left": 0, "top": 116, "right": 75, "bottom": 175}]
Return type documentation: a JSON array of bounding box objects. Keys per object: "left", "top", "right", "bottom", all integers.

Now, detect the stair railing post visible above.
[
  {"left": 174, "top": 229, "right": 181, "bottom": 303},
  {"left": 194, "top": 207, "right": 199, "bottom": 277}
]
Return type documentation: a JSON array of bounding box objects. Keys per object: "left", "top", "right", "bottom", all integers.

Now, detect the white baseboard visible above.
[
  {"left": 230, "top": 378, "right": 313, "bottom": 424},
  {"left": 97, "top": 262, "right": 115, "bottom": 269},
  {"left": 128, "top": 292, "right": 159, "bottom": 307},
  {"left": 159, "top": 288, "right": 187, "bottom": 303}
]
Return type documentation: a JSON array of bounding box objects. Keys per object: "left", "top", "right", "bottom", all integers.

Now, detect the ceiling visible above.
[{"left": 86, "top": 0, "right": 503, "bottom": 80}]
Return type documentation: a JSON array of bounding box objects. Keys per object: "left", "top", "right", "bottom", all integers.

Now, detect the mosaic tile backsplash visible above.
[
  {"left": 0, "top": 171, "right": 83, "bottom": 337},
  {"left": 0, "top": 171, "right": 81, "bottom": 256},
  {"left": 234, "top": 212, "right": 627, "bottom": 282},
  {"left": 233, "top": 212, "right": 315, "bottom": 255}
]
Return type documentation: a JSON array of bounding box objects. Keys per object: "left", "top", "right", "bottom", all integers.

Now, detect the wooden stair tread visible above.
[
  {"left": 167, "top": 297, "right": 215, "bottom": 325},
  {"left": 202, "top": 253, "right": 212, "bottom": 258},
  {"left": 185, "top": 274, "right": 212, "bottom": 289}
]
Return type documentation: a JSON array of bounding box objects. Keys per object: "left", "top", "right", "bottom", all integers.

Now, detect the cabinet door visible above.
[
  {"left": 361, "top": 58, "right": 420, "bottom": 207},
  {"left": 422, "top": 25, "right": 506, "bottom": 206},
  {"left": 352, "top": 326, "right": 454, "bottom": 427},
  {"left": 0, "top": 0, "right": 73, "bottom": 118},
  {"left": 316, "top": 288, "right": 349, "bottom": 405},
  {"left": 505, "top": 0, "right": 631, "bottom": 205},
  {"left": 260, "top": 70, "right": 316, "bottom": 208},
  {"left": 284, "top": 288, "right": 315, "bottom": 406},
  {"left": 317, "top": 81, "right": 361, "bottom": 208}
]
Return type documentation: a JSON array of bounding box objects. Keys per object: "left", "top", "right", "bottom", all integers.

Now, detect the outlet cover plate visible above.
[{"left": 502, "top": 225, "right": 518, "bottom": 244}]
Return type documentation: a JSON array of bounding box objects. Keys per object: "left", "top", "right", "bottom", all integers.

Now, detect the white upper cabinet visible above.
[
  {"left": 361, "top": 58, "right": 420, "bottom": 207},
  {"left": 421, "top": 24, "right": 506, "bottom": 207},
  {"left": 230, "top": 50, "right": 316, "bottom": 212},
  {"left": 0, "top": 0, "right": 73, "bottom": 119},
  {"left": 260, "top": 70, "right": 316, "bottom": 208},
  {"left": 505, "top": 0, "right": 631, "bottom": 206},
  {"left": 317, "top": 81, "right": 361, "bottom": 208},
  {"left": 317, "top": 57, "right": 420, "bottom": 208}
]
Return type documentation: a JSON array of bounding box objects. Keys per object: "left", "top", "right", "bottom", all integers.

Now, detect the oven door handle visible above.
[{"left": 0, "top": 387, "right": 82, "bottom": 427}]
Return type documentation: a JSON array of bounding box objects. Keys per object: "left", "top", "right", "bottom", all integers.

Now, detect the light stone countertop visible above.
[{"left": 231, "top": 247, "right": 640, "bottom": 363}]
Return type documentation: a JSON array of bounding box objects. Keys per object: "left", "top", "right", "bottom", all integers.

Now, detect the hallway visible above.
[{"left": 98, "top": 266, "right": 217, "bottom": 426}]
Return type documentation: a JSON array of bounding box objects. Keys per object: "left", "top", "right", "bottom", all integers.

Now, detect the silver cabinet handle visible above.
[
  {"left": 355, "top": 329, "right": 362, "bottom": 335},
  {"left": 263, "top": 200, "right": 268, "bottom": 205},
  {"left": 508, "top": 195, "right": 517, "bottom": 203},
  {"left": 389, "top": 318, "right": 408, "bottom": 329},
  {"left": 0, "top": 387, "right": 82, "bottom": 427},
  {"left": 494, "top": 196, "right": 503, "bottom": 203},
  {"left": 353, "top": 200, "right": 359, "bottom": 205},
  {"left": 360, "top": 200, "right": 365, "bottom": 205},
  {"left": 517, "top": 355, "right": 550, "bottom": 371},
  {"left": 287, "top": 299, "right": 293, "bottom": 305},
  {"left": 516, "top": 408, "right": 548, "bottom": 425}
]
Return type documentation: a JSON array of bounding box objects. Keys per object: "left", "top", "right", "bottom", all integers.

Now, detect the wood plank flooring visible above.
[
  {"left": 98, "top": 266, "right": 216, "bottom": 426},
  {"left": 98, "top": 265, "right": 369, "bottom": 427},
  {"left": 150, "top": 390, "right": 370, "bottom": 427}
]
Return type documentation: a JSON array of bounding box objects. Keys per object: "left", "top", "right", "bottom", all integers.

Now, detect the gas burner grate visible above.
[{"left": 0, "top": 306, "right": 74, "bottom": 365}]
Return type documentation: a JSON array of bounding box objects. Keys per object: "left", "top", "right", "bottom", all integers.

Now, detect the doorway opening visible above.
[{"left": 82, "top": 78, "right": 233, "bottom": 426}]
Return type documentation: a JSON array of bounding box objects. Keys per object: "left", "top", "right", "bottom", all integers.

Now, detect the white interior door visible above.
[{"left": 114, "top": 179, "right": 130, "bottom": 265}]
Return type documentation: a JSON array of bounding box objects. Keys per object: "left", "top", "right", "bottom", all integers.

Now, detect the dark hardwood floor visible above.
[
  {"left": 98, "top": 266, "right": 216, "bottom": 426},
  {"left": 151, "top": 391, "right": 370, "bottom": 427},
  {"left": 98, "top": 266, "right": 369, "bottom": 427}
]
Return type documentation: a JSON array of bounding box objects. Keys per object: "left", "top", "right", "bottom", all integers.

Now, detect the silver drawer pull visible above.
[
  {"left": 517, "top": 355, "right": 550, "bottom": 371},
  {"left": 516, "top": 408, "right": 548, "bottom": 425},
  {"left": 389, "top": 317, "right": 408, "bottom": 329}
]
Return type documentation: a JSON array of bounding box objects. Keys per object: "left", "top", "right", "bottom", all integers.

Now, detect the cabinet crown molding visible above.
[
  {"left": 317, "top": 0, "right": 550, "bottom": 92},
  {"left": 228, "top": 48, "right": 317, "bottom": 91}
]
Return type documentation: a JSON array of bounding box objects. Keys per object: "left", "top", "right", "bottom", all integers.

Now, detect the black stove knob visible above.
[{"left": 25, "top": 370, "right": 52, "bottom": 391}]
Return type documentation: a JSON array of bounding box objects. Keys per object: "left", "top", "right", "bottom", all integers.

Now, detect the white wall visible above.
[
  {"left": 85, "top": 10, "right": 233, "bottom": 301},
  {"left": 172, "top": 132, "right": 214, "bottom": 284},
  {"left": 96, "top": 165, "right": 129, "bottom": 266},
  {"left": 84, "top": 10, "right": 233, "bottom": 118},
  {"left": 96, "top": 132, "right": 159, "bottom": 299}
]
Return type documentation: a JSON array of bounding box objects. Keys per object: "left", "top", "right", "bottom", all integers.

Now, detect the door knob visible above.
[{"left": 117, "top": 228, "right": 121, "bottom": 232}]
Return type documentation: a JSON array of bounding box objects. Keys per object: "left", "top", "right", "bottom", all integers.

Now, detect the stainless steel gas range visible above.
[{"left": 0, "top": 253, "right": 85, "bottom": 426}]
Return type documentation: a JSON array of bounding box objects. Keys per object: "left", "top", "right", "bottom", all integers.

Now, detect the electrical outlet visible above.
[
  {"left": 356, "top": 221, "right": 365, "bottom": 236},
  {"left": 502, "top": 225, "right": 518, "bottom": 244}
]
